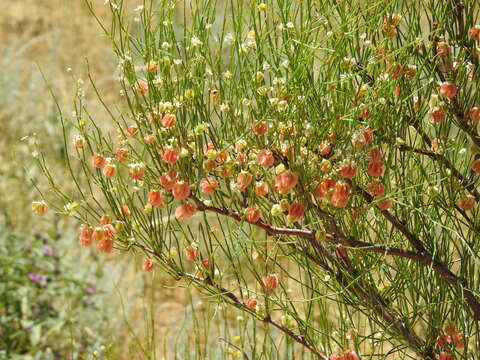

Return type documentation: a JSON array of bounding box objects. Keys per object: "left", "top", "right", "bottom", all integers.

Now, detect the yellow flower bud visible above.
[
  {"left": 320, "top": 159, "right": 332, "bottom": 173},
  {"left": 427, "top": 185, "right": 439, "bottom": 197},
  {"left": 144, "top": 203, "right": 153, "bottom": 214},
  {"left": 279, "top": 199, "right": 290, "bottom": 211},
  {"left": 271, "top": 204, "right": 283, "bottom": 216},
  {"left": 184, "top": 89, "right": 195, "bottom": 99},
  {"left": 275, "top": 163, "right": 286, "bottom": 175},
  {"left": 315, "top": 231, "right": 326, "bottom": 242},
  {"left": 114, "top": 221, "right": 125, "bottom": 233},
  {"left": 255, "top": 72, "right": 264, "bottom": 83},
  {"left": 257, "top": 3, "right": 267, "bottom": 11}
]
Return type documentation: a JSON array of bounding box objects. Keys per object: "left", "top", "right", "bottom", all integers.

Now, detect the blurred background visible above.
[{"left": 0, "top": 1, "right": 221, "bottom": 359}]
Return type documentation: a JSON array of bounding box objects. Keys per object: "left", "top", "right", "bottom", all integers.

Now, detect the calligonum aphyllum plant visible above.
[{"left": 32, "top": 0, "right": 480, "bottom": 358}]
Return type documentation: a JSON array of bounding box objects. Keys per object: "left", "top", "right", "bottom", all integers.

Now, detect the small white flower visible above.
[
  {"left": 153, "top": 76, "right": 163, "bottom": 86},
  {"left": 239, "top": 43, "right": 249, "bottom": 53},
  {"left": 242, "top": 98, "right": 252, "bottom": 107},
  {"left": 219, "top": 103, "right": 230, "bottom": 113},
  {"left": 277, "top": 100, "right": 288, "bottom": 112},
  {"left": 222, "top": 71, "right": 233, "bottom": 79},
  {"left": 64, "top": 202, "right": 79, "bottom": 215},
  {"left": 269, "top": 98, "right": 279, "bottom": 105},
  {"left": 191, "top": 36, "right": 203, "bottom": 47},
  {"left": 224, "top": 33, "right": 235, "bottom": 45}
]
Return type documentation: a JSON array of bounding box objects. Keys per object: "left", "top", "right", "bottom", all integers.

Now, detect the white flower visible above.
[
  {"left": 153, "top": 76, "right": 163, "bottom": 86},
  {"left": 222, "top": 71, "right": 233, "bottom": 79},
  {"left": 239, "top": 44, "right": 249, "bottom": 53},
  {"left": 242, "top": 98, "right": 252, "bottom": 107},
  {"left": 64, "top": 202, "right": 79, "bottom": 215},
  {"left": 277, "top": 100, "right": 288, "bottom": 112},
  {"left": 269, "top": 98, "right": 279, "bottom": 105},
  {"left": 224, "top": 33, "right": 235, "bottom": 45},
  {"left": 203, "top": 199, "right": 212, "bottom": 206},
  {"left": 230, "top": 182, "right": 238, "bottom": 192},
  {"left": 191, "top": 36, "right": 203, "bottom": 47},
  {"left": 219, "top": 103, "right": 230, "bottom": 113}
]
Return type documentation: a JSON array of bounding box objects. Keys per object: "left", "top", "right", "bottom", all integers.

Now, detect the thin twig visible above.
[
  {"left": 398, "top": 144, "right": 480, "bottom": 201},
  {"left": 134, "top": 242, "right": 330, "bottom": 360},
  {"left": 353, "top": 183, "right": 480, "bottom": 321},
  {"left": 189, "top": 195, "right": 437, "bottom": 357}
]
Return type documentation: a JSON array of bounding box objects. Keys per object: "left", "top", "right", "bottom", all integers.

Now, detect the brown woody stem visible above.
[
  {"left": 354, "top": 184, "right": 480, "bottom": 321},
  {"left": 189, "top": 195, "right": 437, "bottom": 357},
  {"left": 134, "top": 242, "right": 330, "bottom": 360}
]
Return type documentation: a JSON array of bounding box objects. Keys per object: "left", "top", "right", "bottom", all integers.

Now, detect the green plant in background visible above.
[
  {"left": 0, "top": 9, "right": 138, "bottom": 358},
  {"left": 34, "top": 0, "right": 480, "bottom": 358},
  {"left": 0, "top": 219, "right": 117, "bottom": 359}
]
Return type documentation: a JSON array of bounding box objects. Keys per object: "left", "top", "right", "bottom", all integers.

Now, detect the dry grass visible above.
[
  {"left": 1, "top": 2, "right": 356, "bottom": 358},
  {"left": 0, "top": 0, "right": 117, "bottom": 228},
  {"left": 0, "top": 1, "right": 193, "bottom": 358}
]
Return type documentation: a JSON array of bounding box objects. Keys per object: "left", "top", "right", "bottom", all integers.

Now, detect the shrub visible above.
[
  {"left": 35, "top": 0, "right": 480, "bottom": 358},
  {"left": 0, "top": 220, "right": 114, "bottom": 359}
]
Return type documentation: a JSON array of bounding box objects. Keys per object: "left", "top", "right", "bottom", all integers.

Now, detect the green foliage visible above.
[
  {"left": 36, "top": 0, "right": 480, "bottom": 358},
  {"left": 0, "top": 221, "right": 114, "bottom": 360}
]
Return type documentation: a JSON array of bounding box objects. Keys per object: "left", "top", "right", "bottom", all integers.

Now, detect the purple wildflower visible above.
[
  {"left": 42, "top": 246, "right": 57, "bottom": 258},
  {"left": 85, "top": 285, "right": 97, "bottom": 294},
  {"left": 28, "top": 273, "right": 46, "bottom": 284}
]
